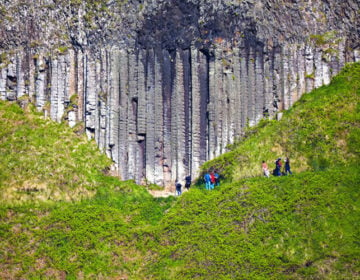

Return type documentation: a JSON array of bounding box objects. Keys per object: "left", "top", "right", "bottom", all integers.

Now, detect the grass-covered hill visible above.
[
  {"left": 0, "top": 63, "right": 359, "bottom": 279},
  {"left": 144, "top": 62, "right": 360, "bottom": 279},
  {"left": 0, "top": 101, "right": 175, "bottom": 278},
  {"left": 201, "top": 62, "right": 360, "bottom": 181},
  {"left": 0, "top": 101, "right": 113, "bottom": 204}
]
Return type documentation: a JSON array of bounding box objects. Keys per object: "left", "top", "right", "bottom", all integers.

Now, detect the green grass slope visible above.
[
  {"left": 149, "top": 167, "right": 359, "bottom": 279},
  {"left": 0, "top": 102, "right": 174, "bottom": 278},
  {"left": 0, "top": 102, "right": 113, "bottom": 204},
  {"left": 144, "top": 63, "right": 360, "bottom": 279},
  {"left": 200, "top": 62, "right": 360, "bottom": 181}
]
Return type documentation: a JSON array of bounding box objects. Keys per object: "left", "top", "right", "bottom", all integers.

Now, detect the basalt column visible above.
[{"left": 190, "top": 47, "right": 209, "bottom": 179}]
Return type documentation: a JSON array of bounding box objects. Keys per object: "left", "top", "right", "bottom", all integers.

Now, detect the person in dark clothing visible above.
[
  {"left": 185, "top": 175, "right": 191, "bottom": 190},
  {"left": 274, "top": 158, "right": 282, "bottom": 176},
  {"left": 285, "top": 157, "right": 293, "bottom": 175},
  {"left": 214, "top": 171, "right": 220, "bottom": 187},
  {"left": 175, "top": 181, "right": 182, "bottom": 196}
]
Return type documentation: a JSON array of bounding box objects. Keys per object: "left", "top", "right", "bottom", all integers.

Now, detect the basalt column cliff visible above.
[{"left": 0, "top": 0, "right": 359, "bottom": 186}]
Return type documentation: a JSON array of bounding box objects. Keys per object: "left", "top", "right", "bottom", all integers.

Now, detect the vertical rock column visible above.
[
  {"left": 118, "top": 49, "right": 129, "bottom": 180},
  {"left": 145, "top": 49, "right": 156, "bottom": 183},
  {"left": 49, "top": 53, "right": 72, "bottom": 123},
  {"left": 154, "top": 50, "right": 165, "bottom": 185},
  {"left": 207, "top": 54, "right": 216, "bottom": 160},
  {"left": 107, "top": 49, "right": 120, "bottom": 165},
  {"left": 190, "top": 47, "right": 209, "bottom": 177},
  {"left": 96, "top": 48, "right": 109, "bottom": 151},
  {"left": 263, "top": 45, "right": 274, "bottom": 117},
  {"left": 239, "top": 47, "right": 249, "bottom": 129},
  {"left": 254, "top": 46, "right": 265, "bottom": 123},
  {"left": 171, "top": 49, "right": 187, "bottom": 182},
  {"left": 34, "top": 54, "right": 47, "bottom": 111},
  {"left": 162, "top": 49, "right": 174, "bottom": 185},
  {"left": 49, "top": 58, "right": 59, "bottom": 121},
  {"left": 182, "top": 49, "right": 192, "bottom": 180},
  {"left": 288, "top": 45, "right": 299, "bottom": 107},
  {"left": 272, "top": 46, "right": 282, "bottom": 112},
  {"left": 281, "top": 45, "right": 291, "bottom": 111},
  {"left": 127, "top": 50, "right": 139, "bottom": 181},
  {"left": 84, "top": 55, "right": 97, "bottom": 138},
  {"left": 0, "top": 67, "right": 6, "bottom": 100},
  {"left": 208, "top": 48, "right": 226, "bottom": 159},
  {"left": 136, "top": 49, "right": 147, "bottom": 183},
  {"left": 232, "top": 48, "right": 242, "bottom": 136},
  {"left": 76, "top": 50, "right": 85, "bottom": 122},
  {"left": 247, "top": 47, "right": 256, "bottom": 125},
  {"left": 313, "top": 47, "right": 324, "bottom": 89},
  {"left": 297, "top": 44, "right": 306, "bottom": 100},
  {"left": 304, "top": 45, "right": 315, "bottom": 93},
  {"left": 15, "top": 52, "right": 25, "bottom": 98}
]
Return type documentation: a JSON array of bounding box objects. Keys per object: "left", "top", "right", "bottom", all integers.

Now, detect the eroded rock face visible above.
[{"left": 0, "top": 0, "right": 359, "bottom": 187}]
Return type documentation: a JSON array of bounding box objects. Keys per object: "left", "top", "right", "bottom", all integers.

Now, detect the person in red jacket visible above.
[{"left": 210, "top": 171, "right": 216, "bottom": 190}]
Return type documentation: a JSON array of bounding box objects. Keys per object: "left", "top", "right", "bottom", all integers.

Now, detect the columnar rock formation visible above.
[{"left": 1, "top": 0, "right": 359, "bottom": 187}]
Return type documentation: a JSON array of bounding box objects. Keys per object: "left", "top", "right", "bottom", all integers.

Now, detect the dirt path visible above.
[{"left": 148, "top": 189, "right": 176, "bottom": 198}]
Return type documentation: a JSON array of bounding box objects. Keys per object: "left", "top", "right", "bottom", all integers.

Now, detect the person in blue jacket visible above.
[{"left": 204, "top": 172, "right": 211, "bottom": 190}]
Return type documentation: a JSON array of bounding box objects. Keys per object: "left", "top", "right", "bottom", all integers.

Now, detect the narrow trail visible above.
[
  {"left": 148, "top": 189, "right": 176, "bottom": 198},
  {"left": 148, "top": 188, "right": 192, "bottom": 198}
]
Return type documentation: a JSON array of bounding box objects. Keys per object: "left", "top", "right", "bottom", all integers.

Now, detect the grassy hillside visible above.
[
  {"left": 0, "top": 101, "right": 175, "bottom": 278},
  {"left": 0, "top": 63, "right": 359, "bottom": 279},
  {"left": 0, "top": 101, "right": 113, "bottom": 204},
  {"left": 149, "top": 166, "right": 359, "bottom": 279},
  {"left": 144, "top": 62, "right": 360, "bottom": 279},
  {"left": 200, "top": 62, "right": 360, "bottom": 181}
]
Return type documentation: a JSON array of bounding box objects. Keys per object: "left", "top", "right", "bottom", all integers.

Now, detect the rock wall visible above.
[{"left": 0, "top": 0, "right": 359, "bottom": 187}]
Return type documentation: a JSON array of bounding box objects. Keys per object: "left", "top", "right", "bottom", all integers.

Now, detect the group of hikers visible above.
[
  {"left": 175, "top": 170, "right": 221, "bottom": 195},
  {"left": 262, "top": 157, "right": 292, "bottom": 177},
  {"left": 203, "top": 170, "right": 220, "bottom": 190},
  {"left": 175, "top": 158, "right": 291, "bottom": 195},
  {"left": 175, "top": 175, "right": 192, "bottom": 196}
]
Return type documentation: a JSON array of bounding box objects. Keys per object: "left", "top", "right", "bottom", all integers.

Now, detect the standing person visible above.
[
  {"left": 204, "top": 172, "right": 211, "bottom": 190},
  {"left": 273, "top": 158, "right": 280, "bottom": 176},
  {"left": 262, "top": 161, "right": 270, "bottom": 178},
  {"left": 210, "top": 171, "right": 216, "bottom": 190},
  {"left": 185, "top": 175, "right": 191, "bottom": 190},
  {"left": 285, "top": 157, "right": 293, "bottom": 175},
  {"left": 175, "top": 181, "right": 182, "bottom": 196},
  {"left": 276, "top": 158, "right": 283, "bottom": 176},
  {"left": 214, "top": 170, "right": 220, "bottom": 187}
]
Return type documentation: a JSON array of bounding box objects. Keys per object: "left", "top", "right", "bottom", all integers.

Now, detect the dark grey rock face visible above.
[{"left": 0, "top": 0, "right": 359, "bottom": 187}]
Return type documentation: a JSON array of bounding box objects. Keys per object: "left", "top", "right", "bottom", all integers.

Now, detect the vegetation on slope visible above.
[
  {"left": 0, "top": 101, "right": 174, "bottom": 278},
  {"left": 148, "top": 166, "right": 359, "bottom": 279},
  {"left": 0, "top": 102, "right": 112, "bottom": 204},
  {"left": 145, "top": 62, "right": 360, "bottom": 279},
  {"left": 201, "top": 62, "right": 360, "bottom": 181},
  {"left": 0, "top": 63, "right": 359, "bottom": 279}
]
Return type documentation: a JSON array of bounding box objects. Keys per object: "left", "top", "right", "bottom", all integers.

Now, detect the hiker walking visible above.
[
  {"left": 175, "top": 181, "right": 182, "bottom": 196},
  {"left": 185, "top": 175, "right": 191, "bottom": 190},
  {"left": 284, "top": 157, "right": 292, "bottom": 175},
  {"left": 262, "top": 161, "right": 270, "bottom": 178},
  {"left": 274, "top": 158, "right": 282, "bottom": 176},
  {"left": 204, "top": 172, "right": 211, "bottom": 190},
  {"left": 210, "top": 171, "right": 216, "bottom": 190}
]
